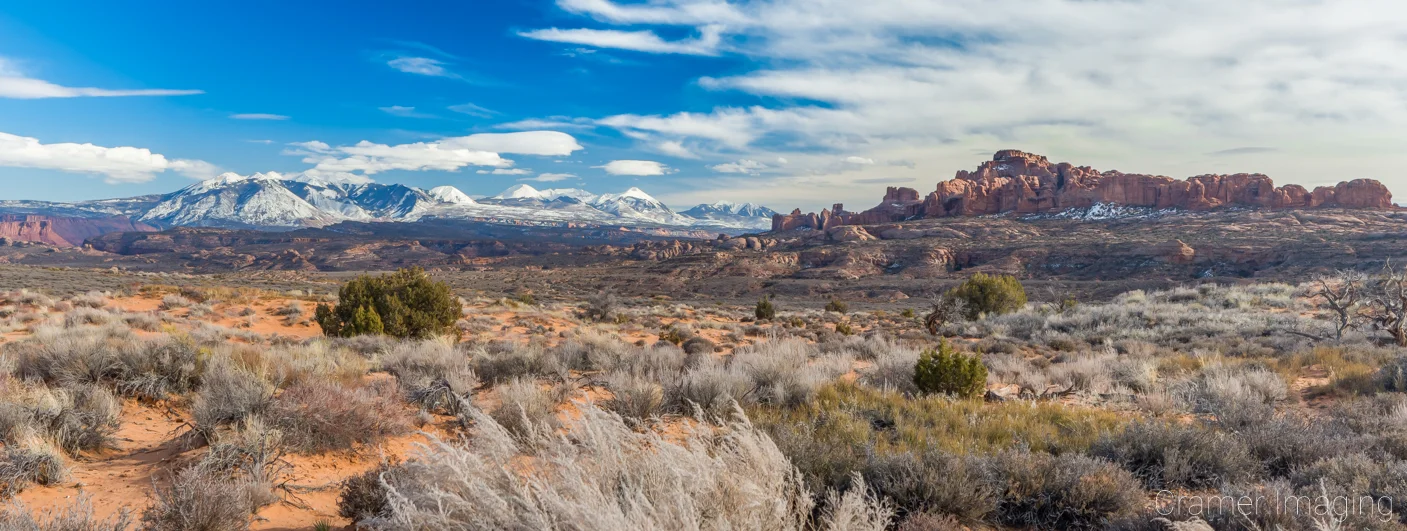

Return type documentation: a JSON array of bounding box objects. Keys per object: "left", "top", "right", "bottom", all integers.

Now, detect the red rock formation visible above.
[
  {"left": 772, "top": 150, "right": 1395, "bottom": 231},
  {"left": 0, "top": 215, "right": 157, "bottom": 247}
]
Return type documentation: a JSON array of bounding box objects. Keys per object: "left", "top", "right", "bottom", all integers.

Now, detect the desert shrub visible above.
[
  {"left": 680, "top": 335, "right": 716, "bottom": 356},
  {"left": 0, "top": 441, "right": 68, "bottom": 497},
  {"left": 338, "top": 461, "right": 407, "bottom": 523},
  {"left": 945, "top": 273, "right": 1027, "bottom": 320},
  {"left": 551, "top": 331, "right": 630, "bottom": 372},
  {"left": 139, "top": 465, "right": 261, "bottom": 531},
  {"left": 0, "top": 383, "right": 120, "bottom": 456},
  {"left": 981, "top": 450, "right": 1141, "bottom": 530},
  {"left": 825, "top": 298, "right": 849, "bottom": 314},
  {"left": 471, "top": 342, "right": 561, "bottom": 384},
  {"left": 835, "top": 321, "right": 855, "bottom": 336},
  {"left": 382, "top": 339, "right": 477, "bottom": 415},
  {"left": 120, "top": 313, "right": 162, "bottom": 332},
  {"left": 113, "top": 336, "right": 201, "bottom": 400},
  {"left": 913, "top": 339, "right": 986, "bottom": 398},
  {"left": 584, "top": 291, "right": 618, "bottom": 322},
  {"left": 601, "top": 372, "right": 665, "bottom": 421},
  {"left": 661, "top": 361, "right": 751, "bottom": 416},
  {"left": 611, "top": 343, "right": 688, "bottom": 379},
  {"left": 64, "top": 307, "right": 112, "bottom": 327},
  {"left": 315, "top": 267, "right": 460, "bottom": 339},
  {"left": 817, "top": 475, "right": 893, "bottom": 531},
  {"left": 1091, "top": 420, "right": 1258, "bottom": 489},
  {"left": 489, "top": 377, "right": 559, "bottom": 439},
  {"left": 1194, "top": 365, "right": 1286, "bottom": 428},
  {"left": 158, "top": 295, "right": 192, "bottom": 310},
  {"left": 756, "top": 295, "right": 777, "bottom": 320},
  {"left": 753, "top": 382, "right": 1125, "bottom": 460},
  {"left": 192, "top": 360, "right": 274, "bottom": 441},
  {"left": 358, "top": 402, "right": 887, "bottom": 530},
  {"left": 0, "top": 494, "right": 132, "bottom": 530},
  {"left": 657, "top": 325, "right": 688, "bottom": 345},
  {"left": 861, "top": 346, "right": 922, "bottom": 396},
  {"left": 895, "top": 513, "right": 964, "bottom": 531},
  {"left": 267, "top": 381, "right": 410, "bottom": 453},
  {"left": 865, "top": 451, "right": 994, "bottom": 524},
  {"left": 731, "top": 339, "right": 845, "bottom": 407},
  {"left": 232, "top": 341, "right": 368, "bottom": 390},
  {"left": 69, "top": 291, "right": 109, "bottom": 309}
]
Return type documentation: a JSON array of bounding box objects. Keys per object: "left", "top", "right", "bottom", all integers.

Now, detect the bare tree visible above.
[
  {"left": 923, "top": 297, "right": 965, "bottom": 335},
  {"left": 1365, "top": 262, "right": 1407, "bottom": 346},
  {"left": 1311, "top": 270, "right": 1364, "bottom": 341}
]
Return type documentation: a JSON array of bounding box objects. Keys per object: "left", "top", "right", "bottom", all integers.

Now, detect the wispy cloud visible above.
[
  {"left": 0, "top": 57, "right": 202, "bottom": 99},
  {"left": 379, "top": 106, "right": 439, "bottom": 119},
  {"left": 520, "top": 172, "right": 578, "bottom": 182},
  {"left": 1207, "top": 147, "right": 1279, "bottom": 157},
  {"left": 230, "top": 113, "right": 289, "bottom": 121},
  {"left": 448, "top": 102, "right": 497, "bottom": 118},
  {"left": 519, "top": 25, "right": 723, "bottom": 56},
  {"left": 386, "top": 57, "right": 455, "bottom": 77}
]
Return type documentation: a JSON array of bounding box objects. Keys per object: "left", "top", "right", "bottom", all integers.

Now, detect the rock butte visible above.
[
  {"left": 772, "top": 150, "right": 1394, "bottom": 232},
  {"left": 0, "top": 215, "right": 157, "bottom": 248}
]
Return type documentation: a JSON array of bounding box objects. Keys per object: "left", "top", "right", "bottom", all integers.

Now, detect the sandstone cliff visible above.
[
  {"left": 773, "top": 150, "right": 1394, "bottom": 231},
  {"left": 0, "top": 215, "right": 157, "bottom": 247}
]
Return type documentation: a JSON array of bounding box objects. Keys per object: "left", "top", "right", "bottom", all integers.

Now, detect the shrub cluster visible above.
[
  {"left": 912, "top": 339, "right": 986, "bottom": 398},
  {"left": 315, "top": 267, "right": 460, "bottom": 339}
]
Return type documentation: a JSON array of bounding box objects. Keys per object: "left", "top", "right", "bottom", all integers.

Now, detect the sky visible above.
[{"left": 2, "top": 0, "right": 1407, "bottom": 212}]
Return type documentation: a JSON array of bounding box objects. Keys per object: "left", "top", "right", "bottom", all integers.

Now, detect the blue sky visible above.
[{"left": 2, "top": 0, "right": 1406, "bottom": 211}]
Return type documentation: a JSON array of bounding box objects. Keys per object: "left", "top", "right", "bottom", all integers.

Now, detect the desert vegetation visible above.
[{"left": 0, "top": 269, "right": 1405, "bottom": 529}]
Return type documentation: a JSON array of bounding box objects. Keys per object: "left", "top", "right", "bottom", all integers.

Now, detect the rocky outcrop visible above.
[
  {"left": 0, "top": 215, "right": 156, "bottom": 247},
  {"left": 772, "top": 150, "right": 1395, "bottom": 231}
]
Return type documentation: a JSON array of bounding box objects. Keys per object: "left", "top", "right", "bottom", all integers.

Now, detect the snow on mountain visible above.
[
  {"left": 589, "top": 187, "right": 692, "bottom": 225},
  {"left": 427, "top": 186, "right": 476, "bottom": 205},
  {"left": 490, "top": 184, "right": 545, "bottom": 200},
  {"left": 140, "top": 173, "right": 339, "bottom": 229},
  {"left": 538, "top": 188, "right": 598, "bottom": 203},
  {"left": 26, "top": 174, "right": 777, "bottom": 233},
  {"left": 680, "top": 201, "right": 779, "bottom": 230}
]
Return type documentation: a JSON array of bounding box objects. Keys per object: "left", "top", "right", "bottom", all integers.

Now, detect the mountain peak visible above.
[
  {"left": 492, "top": 184, "right": 543, "bottom": 200},
  {"left": 427, "top": 186, "right": 476, "bottom": 205}
]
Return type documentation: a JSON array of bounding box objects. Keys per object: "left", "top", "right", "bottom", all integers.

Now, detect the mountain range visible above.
[{"left": 0, "top": 174, "right": 778, "bottom": 235}]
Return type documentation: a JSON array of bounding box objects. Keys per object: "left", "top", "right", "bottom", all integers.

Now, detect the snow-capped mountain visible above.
[
  {"left": 2, "top": 175, "right": 779, "bottom": 234},
  {"left": 681, "top": 201, "right": 779, "bottom": 230},
  {"left": 140, "top": 174, "right": 342, "bottom": 229},
  {"left": 482, "top": 184, "right": 598, "bottom": 204},
  {"left": 426, "top": 186, "right": 476, "bottom": 205},
  {"left": 588, "top": 187, "right": 692, "bottom": 225}
]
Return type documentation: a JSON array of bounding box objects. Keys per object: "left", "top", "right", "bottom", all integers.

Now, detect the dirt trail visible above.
[{"left": 16, "top": 401, "right": 189, "bottom": 522}]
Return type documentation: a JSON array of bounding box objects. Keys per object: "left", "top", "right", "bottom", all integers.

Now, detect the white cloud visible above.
[
  {"left": 520, "top": 25, "right": 723, "bottom": 55},
  {"left": 0, "top": 57, "right": 202, "bottom": 99},
  {"left": 495, "top": 117, "right": 595, "bottom": 130},
  {"left": 520, "top": 172, "right": 578, "bottom": 182},
  {"left": 230, "top": 113, "right": 289, "bottom": 121},
  {"left": 379, "top": 106, "right": 437, "bottom": 118},
  {"left": 476, "top": 168, "right": 533, "bottom": 175},
  {"left": 711, "top": 159, "right": 767, "bottom": 174},
  {"left": 283, "top": 132, "right": 583, "bottom": 177},
  {"left": 448, "top": 102, "right": 497, "bottom": 118},
  {"left": 598, "top": 159, "right": 668, "bottom": 176},
  {"left": 843, "top": 156, "right": 874, "bottom": 165},
  {"left": 0, "top": 131, "right": 217, "bottom": 183},
  {"left": 654, "top": 140, "right": 697, "bottom": 158},
  {"left": 387, "top": 57, "right": 453, "bottom": 77},
  {"left": 536, "top": 0, "right": 1407, "bottom": 207},
  {"left": 442, "top": 132, "right": 584, "bottom": 157}
]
